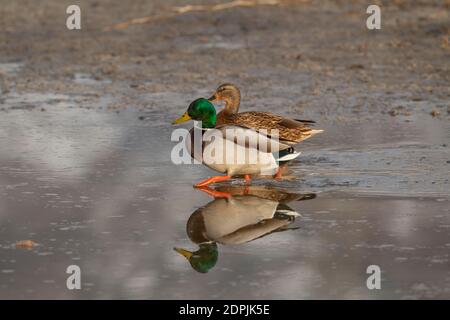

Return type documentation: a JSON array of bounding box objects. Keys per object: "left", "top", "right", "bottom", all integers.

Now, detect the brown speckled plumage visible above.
[
  {"left": 217, "top": 110, "right": 319, "bottom": 144},
  {"left": 209, "top": 84, "right": 323, "bottom": 144}
]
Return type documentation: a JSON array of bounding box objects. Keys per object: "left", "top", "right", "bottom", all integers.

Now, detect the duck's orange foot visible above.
[
  {"left": 196, "top": 186, "right": 231, "bottom": 198},
  {"left": 194, "top": 175, "right": 231, "bottom": 188},
  {"left": 274, "top": 169, "right": 282, "bottom": 180},
  {"left": 273, "top": 166, "right": 288, "bottom": 180}
]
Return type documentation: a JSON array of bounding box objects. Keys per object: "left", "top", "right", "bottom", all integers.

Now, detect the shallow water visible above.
[{"left": 0, "top": 106, "right": 449, "bottom": 299}]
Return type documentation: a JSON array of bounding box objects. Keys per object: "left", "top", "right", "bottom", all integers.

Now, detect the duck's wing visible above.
[
  {"left": 217, "top": 208, "right": 297, "bottom": 245},
  {"left": 225, "top": 111, "right": 323, "bottom": 144},
  {"left": 214, "top": 124, "right": 292, "bottom": 152}
]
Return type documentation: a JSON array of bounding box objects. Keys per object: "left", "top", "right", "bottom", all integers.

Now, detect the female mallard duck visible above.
[
  {"left": 172, "top": 98, "right": 301, "bottom": 187},
  {"left": 174, "top": 185, "right": 315, "bottom": 273},
  {"left": 208, "top": 83, "right": 323, "bottom": 145}
]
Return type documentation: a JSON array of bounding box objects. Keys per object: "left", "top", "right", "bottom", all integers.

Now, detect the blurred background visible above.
[{"left": 0, "top": 0, "right": 449, "bottom": 299}]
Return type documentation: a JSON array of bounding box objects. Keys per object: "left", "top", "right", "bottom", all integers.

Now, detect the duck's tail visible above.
[
  {"left": 309, "top": 129, "right": 324, "bottom": 137},
  {"left": 274, "top": 203, "right": 301, "bottom": 218},
  {"left": 277, "top": 148, "right": 301, "bottom": 163}
]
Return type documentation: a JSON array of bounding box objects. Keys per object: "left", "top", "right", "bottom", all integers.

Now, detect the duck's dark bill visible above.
[{"left": 208, "top": 95, "right": 218, "bottom": 102}]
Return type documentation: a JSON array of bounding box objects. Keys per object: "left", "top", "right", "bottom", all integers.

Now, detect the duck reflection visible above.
[{"left": 174, "top": 185, "right": 316, "bottom": 273}]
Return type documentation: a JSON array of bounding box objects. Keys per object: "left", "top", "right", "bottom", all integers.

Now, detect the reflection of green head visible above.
[{"left": 174, "top": 242, "right": 218, "bottom": 273}]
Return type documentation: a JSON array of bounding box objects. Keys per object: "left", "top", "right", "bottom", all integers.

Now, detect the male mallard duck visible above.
[
  {"left": 174, "top": 243, "right": 218, "bottom": 274},
  {"left": 172, "top": 98, "right": 301, "bottom": 187},
  {"left": 208, "top": 83, "right": 323, "bottom": 145},
  {"left": 174, "top": 185, "right": 315, "bottom": 273}
]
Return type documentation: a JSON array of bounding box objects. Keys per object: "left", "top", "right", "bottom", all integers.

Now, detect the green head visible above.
[
  {"left": 172, "top": 98, "right": 216, "bottom": 128},
  {"left": 174, "top": 242, "right": 218, "bottom": 273}
]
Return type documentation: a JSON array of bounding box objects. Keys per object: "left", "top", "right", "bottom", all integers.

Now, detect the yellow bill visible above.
[{"left": 172, "top": 112, "right": 191, "bottom": 125}]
